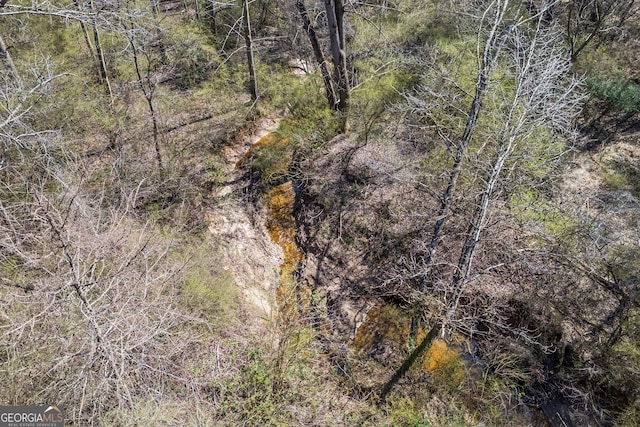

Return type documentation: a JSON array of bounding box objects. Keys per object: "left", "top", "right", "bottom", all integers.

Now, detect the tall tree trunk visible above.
[
  {"left": 93, "top": 27, "right": 113, "bottom": 99},
  {"left": 447, "top": 140, "right": 512, "bottom": 328},
  {"left": 324, "top": 0, "right": 349, "bottom": 123},
  {"left": 296, "top": 0, "right": 336, "bottom": 108},
  {"left": 90, "top": 1, "right": 113, "bottom": 100},
  {"left": 335, "top": 0, "right": 346, "bottom": 53},
  {"left": 447, "top": 5, "right": 577, "bottom": 328},
  {"left": 382, "top": 1, "right": 511, "bottom": 400},
  {"left": 243, "top": 0, "right": 257, "bottom": 101},
  {"left": 128, "top": 25, "right": 163, "bottom": 171},
  {"left": 73, "top": 0, "right": 98, "bottom": 68},
  {"left": 333, "top": 0, "right": 348, "bottom": 113}
]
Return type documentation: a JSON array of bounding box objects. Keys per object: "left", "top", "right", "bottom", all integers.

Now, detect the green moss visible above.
[
  {"left": 575, "top": 47, "right": 639, "bottom": 113},
  {"left": 603, "top": 166, "right": 631, "bottom": 191},
  {"left": 509, "top": 189, "right": 579, "bottom": 239},
  {"left": 515, "top": 128, "right": 566, "bottom": 181},
  {"left": 573, "top": 47, "right": 624, "bottom": 78},
  {"left": 383, "top": 397, "right": 429, "bottom": 427},
  {"left": 350, "top": 58, "right": 419, "bottom": 137},
  {"left": 181, "top": 265, "right": 236, "bottom": 323},
  {"left": 176, "top": 244, "right": 238, "bottom": 327},
  {"left": 607, "top": 310, "right": 640, "bottom": 425},
  {"left": 381, "top": 0, "right": 460, "bottom": 47},
  {"left": 260, "top": 66, "right": 340, "bottom": 142},
  {"left": 240, "top": 132, "right": 294, "bottom": 190},
  {"left": 617, "top": 406, "right": 640, "bottom": 427},
  {"left": 601, "top": 161, "right": 640, "bottom": 197}
]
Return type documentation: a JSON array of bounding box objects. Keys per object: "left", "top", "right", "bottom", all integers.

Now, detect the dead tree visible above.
[
  {"left": 381, "top": 0, "right": 583, "bottom": 399},
  {"left": 446, "top": 21, "right": 583, "bottom": 332},
  {"left": 414, "top": 0, "right": 509, "bottom": 288},
  {"left": 123, "top": 14, "right": 163, "bottom": 171},
  {"left": 380, "top": 1, "right": 512, "bottom": 398}
]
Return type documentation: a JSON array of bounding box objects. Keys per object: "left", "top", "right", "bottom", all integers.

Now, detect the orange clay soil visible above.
[
  {"left": 264, "top": 168, "right": 307, "bottom": 321},
  {"left": 235, "top": 132, "right": 290, "bottom": 171},
  {"left": 352, "top": 304, "right": 411, "bottom": 353},
  {"left": 353, "top": 303, "right": 465, "bottom": 379}
]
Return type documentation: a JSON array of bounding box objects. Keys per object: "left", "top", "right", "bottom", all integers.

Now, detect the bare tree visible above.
[
  {"left": 0, "top": 64, "right": 67, "bottom": 151},
  {"left": 122, "top": 15, "right": 164, "bottom": 171},
  {"left": 404, "top": 0, "right": 510, "bottom": 291},
  {"left": 0, "top": 0, "right": 148, "bottom": 28},
  {"left": 0, "top": 70, "right": 190, "bottom": 421},
  {"left": 560, "top": 0, "right": 637, "bottom": 60},
  {"left": 0, "top": 27, "right": 209, "bottom": 421},
  {"left": 1, "top": 0, "right": 157, "bottom": 102},
  {"left": 1, "top": 180, "right": 191, "bottom": 421},
  {"left": 72, "top": 0, "right": 99, "bottom": 68},
  {"left": 381, "top": 0, "right": 583, "bottom": 399},
  {"left": 380, "top": 2, "right": 512, "bottom": 398},
  {"left": 446, "top": 18, "right": 583, "bottom": 333}
]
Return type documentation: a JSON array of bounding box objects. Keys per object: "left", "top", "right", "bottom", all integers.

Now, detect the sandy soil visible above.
[{"left": 205, "top": 117, "right": 283, "bottom": 331}]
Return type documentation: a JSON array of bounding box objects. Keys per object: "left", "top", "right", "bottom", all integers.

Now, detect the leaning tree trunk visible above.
[
  {"left": 447, "top": 137, "right": 512, "bottom": 329},
  {"left": 73, "top": 0, "right": 98, "bottom": 70},
  {"left": 421, "top": 0, "right": 509, "bottom": 289},
  {"left": 446, "top": 6, "right": 582, "bottom": 330},
  {"left": 379, "top": 1, "right": 511, "bottom": 400}
]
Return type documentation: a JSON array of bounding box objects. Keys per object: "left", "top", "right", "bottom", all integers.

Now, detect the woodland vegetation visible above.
[{"left": 0, "top": 0, "right": 639, "bottom": 425}]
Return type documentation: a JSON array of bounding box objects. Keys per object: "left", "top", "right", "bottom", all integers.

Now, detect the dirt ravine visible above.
[{"left": 205, "top": 117, "right": 283, "bottom": 330}]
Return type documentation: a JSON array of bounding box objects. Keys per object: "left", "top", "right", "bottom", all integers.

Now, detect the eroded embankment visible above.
[
  {"left": 211, "top": 125, "right": 310, "bottom": 332},
  {"left": 247, "top": 132, "right": 312, "bottom": 322},
  {"left": 204, "top": 119, "right": 284, "bottom": 331},
  {"left": 220, "top": 124, "right": 474, "bottom": 382}
]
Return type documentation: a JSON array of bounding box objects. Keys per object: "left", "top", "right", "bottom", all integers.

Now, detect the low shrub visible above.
[{"left": 586, "top": 76, "right": 640, "bottom": 113}]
